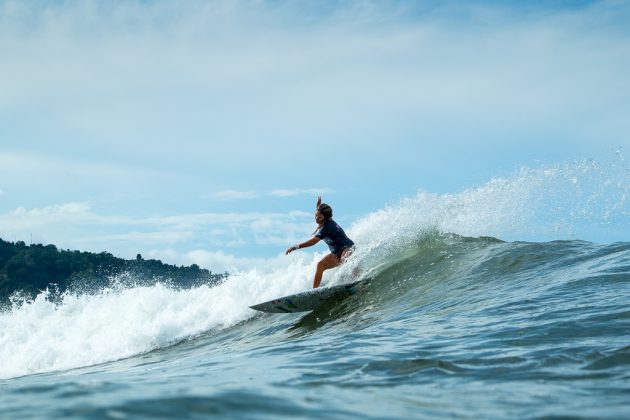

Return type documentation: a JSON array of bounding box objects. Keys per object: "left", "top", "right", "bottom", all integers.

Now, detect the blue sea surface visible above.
[{"left": 1, "top": 236, "right": 629, "bottom": 418}]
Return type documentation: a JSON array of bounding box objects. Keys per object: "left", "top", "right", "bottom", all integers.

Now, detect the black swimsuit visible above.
[{"left": 315, "top": 219, "right": 355, "bottom": 258}]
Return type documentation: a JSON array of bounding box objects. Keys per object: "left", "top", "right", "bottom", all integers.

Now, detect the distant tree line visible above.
[{"left": 0, "top": 238, "right": 228, "bottom": 305}]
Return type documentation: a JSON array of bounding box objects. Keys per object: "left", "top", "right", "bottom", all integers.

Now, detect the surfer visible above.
[{"left": 286, "top": 196, "right": 355, "bottom": 288}]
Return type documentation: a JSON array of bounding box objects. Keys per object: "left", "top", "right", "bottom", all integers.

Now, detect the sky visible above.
[{"left": 0, "top": 0, "right": 629, "bottom": 272}]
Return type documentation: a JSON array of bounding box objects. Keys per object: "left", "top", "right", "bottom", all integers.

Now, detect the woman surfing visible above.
[{"left": 286, "top": 196, "right": 355, "bottom": 288}]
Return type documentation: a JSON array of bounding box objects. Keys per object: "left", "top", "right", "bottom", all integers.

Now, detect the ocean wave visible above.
[{"left": 1, "top": 160, "right": 628, "bottom": 382}]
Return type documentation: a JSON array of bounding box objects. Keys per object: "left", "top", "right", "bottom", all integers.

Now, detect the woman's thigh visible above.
[{"left": 318, "top": 253, "right": 341, "bottom": 270}]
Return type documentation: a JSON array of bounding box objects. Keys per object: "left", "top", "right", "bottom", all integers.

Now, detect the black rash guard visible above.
[{"left": 315, "top": 219, "right": 355, "bottom": 257}]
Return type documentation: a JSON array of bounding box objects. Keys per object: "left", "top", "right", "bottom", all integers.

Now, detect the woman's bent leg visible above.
[{"left": 313, "top": 253, "right": 341, "bottom": 288}]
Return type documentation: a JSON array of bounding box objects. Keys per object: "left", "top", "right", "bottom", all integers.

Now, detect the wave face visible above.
[{"left": 1, "top": 162, "right": 629, "bottom": 418}]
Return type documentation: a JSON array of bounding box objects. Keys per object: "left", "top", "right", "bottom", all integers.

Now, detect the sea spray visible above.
[
  {"left": 349, "top": 158, "right": 628, "bottom": 252},
  {"left": 0, "top": 261, "right": 316, "bottom": 380}
]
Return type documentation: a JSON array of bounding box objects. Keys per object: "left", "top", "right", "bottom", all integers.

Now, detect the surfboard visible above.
[{"left": 250, "top": 278, "right": 371, "bottom": 313}]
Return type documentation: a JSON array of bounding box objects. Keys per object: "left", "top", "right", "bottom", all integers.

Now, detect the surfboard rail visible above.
[{"left": 249, "top": 278, "right": 371, "bottom": 313}]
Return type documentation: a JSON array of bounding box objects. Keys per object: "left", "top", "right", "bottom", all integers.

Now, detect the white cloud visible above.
[
  {"left": 0, "top": 152, "right": 169, "bottom": 180},
  {"left": 15, "top": 202, "right": 90, "bottom": 216},
  {"left": 5, "top": 202, "right": 95, "bottom": 230},
  {"left": 81, "top": 231, "right": 195, "bottom": 244},
  {"left": 209, "top": 188, "right": 333, "bottom": 200},
  {"left": 205, "top": 188, "right": 334, "bottom": 201},
  {"left": 0, "top": 202, "right": 315, "bottom": 260},
  {"left": 183, "top": 249, "right": 283, "bottom": 273},
  {"left": 212, "top": 190, "right": 259, "bottom": 201},
  {"left": 2, "top": 0, "right": 628, "bottom": 172},
  {"left": 269, "top": 188, "right": 334, "bottom": 198},
  {"left": 0, "top": 151, "right": 183, "bottom": 204},
  {"left": 146, "top": 248, "right": 312, "bottom": 273},
  {"left": 0, "top": 200, "right": 308, "bottom": 232}
]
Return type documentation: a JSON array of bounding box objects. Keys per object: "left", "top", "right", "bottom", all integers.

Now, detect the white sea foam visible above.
[{"left": 0, "top": 258, "right": 318, "bottom": 380}]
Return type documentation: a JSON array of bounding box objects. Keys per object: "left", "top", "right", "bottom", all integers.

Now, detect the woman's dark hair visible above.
[{"left": 318, "top": 203, "right": 333, "bottom": 219}]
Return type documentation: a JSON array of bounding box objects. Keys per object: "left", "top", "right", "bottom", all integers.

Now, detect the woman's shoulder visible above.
[{"left": 328, "top": 219, "right": 346, "bottom": 231}]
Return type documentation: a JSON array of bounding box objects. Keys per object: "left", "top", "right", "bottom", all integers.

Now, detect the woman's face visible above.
[{"left": 315, "top": 210, "right": 325, "bottom": 224}]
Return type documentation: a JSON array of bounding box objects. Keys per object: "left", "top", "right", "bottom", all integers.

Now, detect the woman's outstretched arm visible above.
[{"left": 286, "top": 236, "right": 320, "bottom": 255}]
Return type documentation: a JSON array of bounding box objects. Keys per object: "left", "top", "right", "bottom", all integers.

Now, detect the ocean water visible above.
[{"left": 1, "top": 162, "right": 629, "bottom": 418}]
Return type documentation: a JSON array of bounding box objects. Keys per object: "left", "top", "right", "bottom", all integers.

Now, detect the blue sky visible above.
[{"left": 1, "top": 0, "right": 628, "bottom": 271}]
